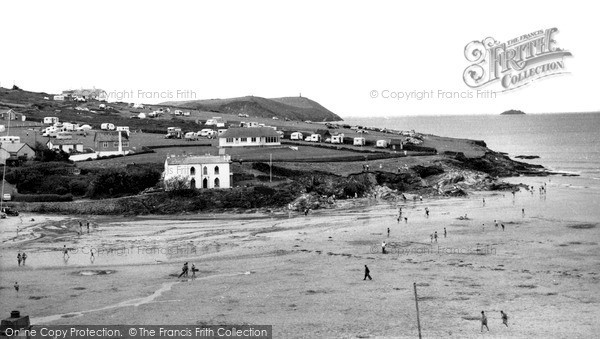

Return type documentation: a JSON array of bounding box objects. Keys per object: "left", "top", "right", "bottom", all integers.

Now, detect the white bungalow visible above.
[
  {"left": 353, "top": 137, "right": 366, "bottom": 146},
  {"left": 331, "top": 134, "right": 344, "bottom": 144},
  {"left": 43, "top": 117, "right": 59, "bottom": 124},
  {"left": 164, "top": 154, "right": 231, "bottom": 189},
  {"left": 290, "top": 132, "right": 303, "bottom": 140},
  {"left": 47, "top": 139, "right": 84, "bottom": 153},
  {"left": 376, "top": 140, "right": 388, "bottom": 148},
  {"left": 219, "top": 127, "right": 281, "bottom": 147}
]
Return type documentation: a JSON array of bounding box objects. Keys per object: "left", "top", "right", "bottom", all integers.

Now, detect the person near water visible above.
[
  {"left": 397, "top": 216, "right": 400, "bottom": 224},
  {"left": 481, "top": 311, "right": 489, "bottom": 332},
  {"left": 444, "top": 227, "right": 447, "bottom": 238},
  {"left": 90, "top": 249, "right": 95, "bottom": 262},
  {"left": 501, "top": 223, "right": 505, "bottom": 231},
  {"left": 14, "top": 282, "right": 19, "bottom": 296},
  {"left": 522, "top": 208, "right": 525, "bottom": 217},
  {"left": 501, "top": 311, "right": 508, "bottom": 327},
  {"left": 63, "top": 245, "right": 69, "bottom": 259},
  {"left": 382, "top": 241, "right": 387, "bottom": 254},
  {"left": 17, "top": 253, "right": 22, "bottom": 266},
  {"left": 434, "top": 231, "right": 438, "bottom": 243},
  {"left": 363, "top": 265, "right": 372, "bottom": 280},
  {"left": 425, "top": 207, "right": 429, "bottom": 217},
  {"left": 22, "top": 252, "right": 27, "bottom": 265},
  {"left": 387, "top": 228, "right": 390, "bottom": 237}
]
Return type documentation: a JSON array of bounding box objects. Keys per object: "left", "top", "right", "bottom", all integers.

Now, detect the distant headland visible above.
[{"left": 501, "top": 109, "right": 526, "bottom": 115}]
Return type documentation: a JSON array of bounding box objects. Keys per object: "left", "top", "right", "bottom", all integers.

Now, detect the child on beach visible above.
[
  {"left": 501, "top": 311, "right": 508, "bottom": 327},
  {"left": 363, "top": 265, "right": 372, "bottom": 280}
]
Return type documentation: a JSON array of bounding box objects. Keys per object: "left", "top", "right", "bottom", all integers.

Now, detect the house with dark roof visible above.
[
  {"left": 47, "top": 139, "right": 84, "bottom": 153},
  {"left": 164, "top": 154, "right": 231, "bottom": 189},
  {"left": 0, "top": 109, "right": 24, "bottom": 121},
  {"left": 93, "top": 131, "right": 130, "bottom": 156},
  {"left": 218, "top": 127, "right": 281, "bottom": 147}
]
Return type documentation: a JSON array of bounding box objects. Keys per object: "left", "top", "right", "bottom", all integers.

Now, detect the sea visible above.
[{"left": 345, "top": 112, "right": 600, "bottom": 222}]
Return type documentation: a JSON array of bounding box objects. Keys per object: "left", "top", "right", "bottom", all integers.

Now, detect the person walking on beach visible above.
[
  {"left": 434, "top": 231, "right": 438, "bottom": 243},
  {"left": 387, "top": 228, "right": 390, "bottom": 238},
  {"left": 430, "top": 234, "right": 433, "bottom": 243},
  {"left": 17, "top": 253, "right": 22, "bottom": 266},
  {"left": 14, "top": 282, "right": 19, "bottom": 297},
  {"left": 501, "top": 223, "right": 505, "bottom": 231},
  {"left": 363, "top": 265, "right": 372, "bottom": 280},
  {"left": 86, "top": 222, "right": 90, "bottom": 234},
  {"left": 63, "top": 245, "right": 69, "bottom": 259},
  {"left": 522, "top": 208, "right": 525, "bottom": 217},
  {"left": 501, "top": 311, "right": 508, "bottom": 327},
  {"left": 90, "top": 249, "right": 95, "bottom": 263},
  {"left": 22, "top": 252, "right": 27, "bottom": 265},
  {"left": 382, "top": 241, "right": 387, "bottom": 254},
  {"left": 191, "top": 264, "right": 196, "bottom": 279},
  {"left": 444, "top": 227, "right": 447, "bottom": 238},
  {"left": 178, "top": 262, "right": 189, "bottom": 278},
  {"left": 481, "top": 311, "right": 489, "bottom": 332},
  {"left": 397, "top": 216, "right": 401, "bottom": 224},
  {"left": 425, "top": 207, "right": 429, "bottom": 217},
  {"left": 482, "top": 198, "right": 486, "bottom": 206}
]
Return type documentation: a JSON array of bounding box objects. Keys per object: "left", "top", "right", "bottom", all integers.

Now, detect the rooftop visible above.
[{"left": 166, "top": 154, "right": 231, "bottom": 165}]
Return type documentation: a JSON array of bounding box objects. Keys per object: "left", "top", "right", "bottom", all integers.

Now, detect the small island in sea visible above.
[{"left": 501, "top": 109, "right": 526, "bottom": 115}]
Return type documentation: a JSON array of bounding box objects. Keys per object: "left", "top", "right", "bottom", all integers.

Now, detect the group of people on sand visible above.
[
  {"left": 17, "top": 252, "right": 27, "bottom": 266},
  {"left": 481, "top": 310, "right": 509, "bottom": 332},
  {"left": 178, "top": 262, "right": 198, "bottom": 279}
]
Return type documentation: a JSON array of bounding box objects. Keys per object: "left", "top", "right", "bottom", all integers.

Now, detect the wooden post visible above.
[
  {"left": 413, "top": 282, "right": 422, "bottom": 339},
  {"left": 269, "top": 154, "right": 272, "bottom": 183}
]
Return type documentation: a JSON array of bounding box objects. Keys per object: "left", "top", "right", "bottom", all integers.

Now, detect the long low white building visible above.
[
  {"left": 218, "top": 127, "right": 280, "bottom": 147},
  {"left": 164, "top": 154, "right": 231, "bottom": 189}
]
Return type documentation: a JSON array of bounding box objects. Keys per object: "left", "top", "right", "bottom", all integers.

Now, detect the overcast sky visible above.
[{"left": 1, "top": 0, "right": 597, "bottom": 117}]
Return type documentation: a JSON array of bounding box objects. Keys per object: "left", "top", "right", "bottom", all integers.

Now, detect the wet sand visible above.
[{"left": 1, "top": 175, "right": 599, "bottom": 338}]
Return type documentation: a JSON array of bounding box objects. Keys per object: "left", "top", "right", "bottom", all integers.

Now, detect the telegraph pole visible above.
[{"left": 414, "top": 282, "right": 422, "bottom": 339}]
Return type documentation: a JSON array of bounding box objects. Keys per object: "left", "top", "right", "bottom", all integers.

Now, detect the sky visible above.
[{"left": 1, "top": 0, "right": 597, "bottom": 117}]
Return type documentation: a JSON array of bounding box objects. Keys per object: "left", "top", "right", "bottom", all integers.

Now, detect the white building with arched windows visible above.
[{"left": 163, "top": 154, "right": 231, "bottom": 189}]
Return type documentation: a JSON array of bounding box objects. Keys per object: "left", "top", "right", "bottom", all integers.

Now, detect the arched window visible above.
[
  {"left": 190, "top": 178, "right": 196, "bottom": 189},
  {"left": 214, "top": 166, "right": 220, "bottom": 175},
  {"left": 203, "top": 166, "right": 208, "bottom": 175},
  {"left": 214, "top": 178, "right": 220, "bottom": 188},
  {"left": 190, "top": 167, "right": 195, "bottom": 176},
  {"left": 202, "top": 178, "right": 208, "bottom": 189}
]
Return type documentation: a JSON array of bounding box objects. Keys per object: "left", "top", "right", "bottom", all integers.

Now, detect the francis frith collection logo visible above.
[{"left": 463, "top": 28, "right": 572, "bottom": 91}]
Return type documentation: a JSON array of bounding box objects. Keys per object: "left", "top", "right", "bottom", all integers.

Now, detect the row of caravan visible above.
[{"left": 289, "top": 132, "right": 390, "bottom": 148}]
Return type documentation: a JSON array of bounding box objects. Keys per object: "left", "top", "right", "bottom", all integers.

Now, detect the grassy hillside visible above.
[{"left": 161, "top": 96, "right": 342, "bottom": 122}]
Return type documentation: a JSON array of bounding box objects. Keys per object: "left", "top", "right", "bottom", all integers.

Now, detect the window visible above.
[
  {"left": 202, "top": 178, "right": 208, "bottom": 188},
  {"left": 113, "top": 142, "right": 119, "bottom": 147},
  {"left": 122, "top": 141, "right": 129, "bottom": 147},
  {"left": 102, "top": 142, "right": 108, "bottom": 148},
  {"left": 190, "top": 167, "right": 196, "bottom": 176},
  {"left": 214, "top": 178, "right": 220, "bottom": 188},
  {"left": 226, "top": 138, "right": 233, "bottom": 143},
  {"left": 214, "top": 166, "right": 219, "bottom": 175},
  {"left": 203, "top": 166, "right": 208, "bottom": 175},
  {"left": 251, "top": 137, "right": 257, "bottom": 142},
  {"left": 266, "top": 136, "right": 278, "bottom": 143}
]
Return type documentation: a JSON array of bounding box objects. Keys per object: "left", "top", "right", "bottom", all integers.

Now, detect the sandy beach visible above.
[{"left": 1, "top": 174, "right": 599, "bottom": 338}]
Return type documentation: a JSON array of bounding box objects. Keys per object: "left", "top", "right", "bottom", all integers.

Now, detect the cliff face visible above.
[{"left": 161, "top": 96, "right": 342, "bottom": 122}]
